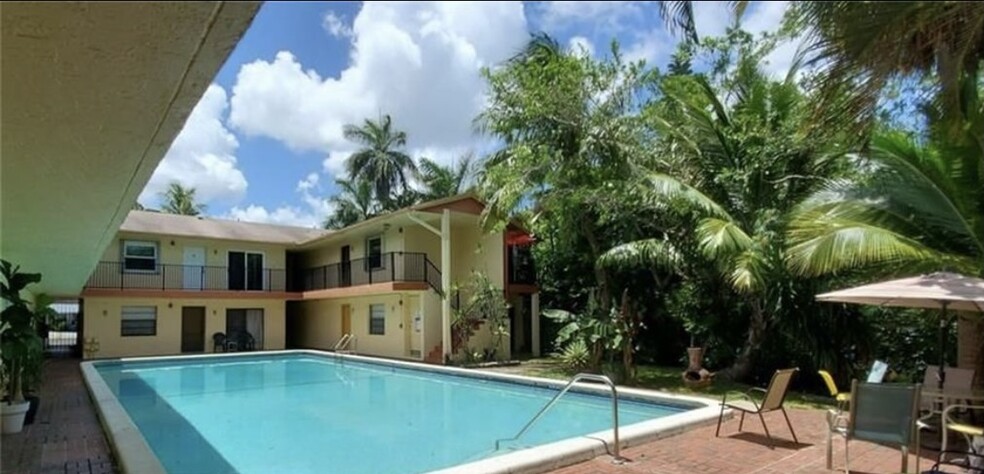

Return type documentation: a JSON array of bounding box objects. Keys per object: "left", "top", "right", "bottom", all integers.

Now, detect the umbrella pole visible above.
[{"left": 938, "top": 301, "right": 949, "bottom": 389}]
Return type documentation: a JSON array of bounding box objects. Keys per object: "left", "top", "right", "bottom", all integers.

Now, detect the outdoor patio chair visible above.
[
  {"left": 819, "top": 370, "right": 851, "bottom": 413},
  {"left": 923, "top": 450, "right": 984, "bottom": 473},
  {"left": 212, "top": 332, "right": 226, "bottom": 353},
  {"left": 827, "top": 380, "right": 921, "bottom": 474},
  {"left": 941, "top": 404, "right": 984, "bottom": 461},
  {"left": 715, "top": 368, "right": 799, "bottom": 448}
]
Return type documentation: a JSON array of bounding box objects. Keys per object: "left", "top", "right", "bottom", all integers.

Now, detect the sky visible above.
[{"left": 137, "top": 1, "right": 796, "bottom": 229}]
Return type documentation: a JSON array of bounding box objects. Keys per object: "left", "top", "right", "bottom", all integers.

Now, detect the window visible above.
[
  {"left": 121, "top": 306, "right": 157, "bottom": 336},
  {"left": 369, "top": 304, "right": 385, "bottom": 335},
  {"left": 122, "top": 241, "right": 158, "bottom": 272},
  {"left": 228, "top": 251, "right": 264, "bottom": 291},
  {"left": 366, "top": 236, "right": 383, "bottom": 270}
]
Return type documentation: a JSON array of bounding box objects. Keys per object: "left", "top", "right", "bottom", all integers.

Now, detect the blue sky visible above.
[{"left": 138, "top": 1, "right": 792, "bottom": 228}]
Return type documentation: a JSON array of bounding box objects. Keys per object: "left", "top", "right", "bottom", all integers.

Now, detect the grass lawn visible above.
[{"left": 496, "top": 358, "right": 834, "bottom": 410}]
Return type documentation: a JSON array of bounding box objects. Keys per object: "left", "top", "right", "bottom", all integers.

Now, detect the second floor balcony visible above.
[
  {"left": 85, "top": 262, "right": 287, "bottom": 292},
  {"left": 302, "top": 252, "right": 442, "bottom": 294}
]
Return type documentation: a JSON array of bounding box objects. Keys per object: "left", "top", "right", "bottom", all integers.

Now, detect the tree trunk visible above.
[{"left": 720, "top": 299, "right": 768, "bottom": 381}]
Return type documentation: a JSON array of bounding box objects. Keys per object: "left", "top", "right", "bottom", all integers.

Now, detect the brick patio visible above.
[
  {"left": 554, "top": 407, "right": 934, "bottom": 474},
  {"left": 1, "top": 360, "right": 940, "bottom": 474},
  {"left": 1, "top": 359, "right": 114, "bottom": 474}
]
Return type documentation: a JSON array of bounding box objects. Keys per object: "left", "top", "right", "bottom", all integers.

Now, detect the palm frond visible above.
[
  {"left": 597, "top": 239, "right": 683, "bottom": 271},
  {"left": 697, "top": 218, "right": 754, "bottom": 259}
]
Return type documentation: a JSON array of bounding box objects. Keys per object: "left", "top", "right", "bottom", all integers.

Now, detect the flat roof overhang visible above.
[{"left": 1, "top": 2, "right": 260, "bottom": 296}]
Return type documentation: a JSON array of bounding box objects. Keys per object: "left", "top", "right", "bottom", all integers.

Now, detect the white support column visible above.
[
  {"left": 441, "top": 209, "right": 452, "bottom": 362},
  {"left": 531, "top": 292, "right": 541, "bottom": 357}
]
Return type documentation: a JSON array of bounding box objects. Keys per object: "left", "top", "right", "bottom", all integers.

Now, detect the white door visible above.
[{"left": 183, "top": 247, "right": 205, "bottom": 290}]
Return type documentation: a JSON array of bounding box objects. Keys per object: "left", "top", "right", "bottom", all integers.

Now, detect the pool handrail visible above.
[{"left": 494, "top": 372, "right": 625, "bottom": 463}]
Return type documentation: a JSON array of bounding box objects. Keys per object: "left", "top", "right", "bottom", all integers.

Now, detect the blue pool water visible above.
[{"left": 94, "top": 354, "right": 690, "bottom": 474}]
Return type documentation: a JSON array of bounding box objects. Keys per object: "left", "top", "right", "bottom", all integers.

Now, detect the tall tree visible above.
[
  {"left": 601, "top": 33, "right": 857, "bottom": 380},
  {"left": 323, "top": 179, "right": 378, "bottom": 230},
  {"left": 343, "top": 115, "right": 418, "bottom": 206},
  {"left": 160, "top": 182, "right": 205, "bottom": 216},
  {"left": 418, "top": 155, "right": 476, "bottom": 201},
  {"left": 478, "top": 34, "right": 655, "bottom": 312}
]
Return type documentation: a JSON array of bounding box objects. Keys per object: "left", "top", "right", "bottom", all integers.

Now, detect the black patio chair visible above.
[{"left": 212, "top": 332, "right": 227, "bottom": 353}]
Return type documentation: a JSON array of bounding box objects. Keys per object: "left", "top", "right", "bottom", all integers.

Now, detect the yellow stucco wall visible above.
[
  {"left": 293, "top": 293, "right": 421, "bottom": 359},
  {"left": 102, "top": 232, "right": 289, "bottom": 269},
  {"left": 83, "top": 297, "right": 286, "bottom": 359},
  {"left": 301, "top": 224, "right": 405, "bottom": 268}
]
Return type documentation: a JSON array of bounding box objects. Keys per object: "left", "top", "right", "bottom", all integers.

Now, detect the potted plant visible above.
[{"left": 1, "top": 260, "right": 45, "bottom": 434}]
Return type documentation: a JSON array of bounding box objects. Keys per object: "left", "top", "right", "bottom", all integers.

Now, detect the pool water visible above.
[{"left": 95, "top": 354, "right": 689, "bottom": 474}]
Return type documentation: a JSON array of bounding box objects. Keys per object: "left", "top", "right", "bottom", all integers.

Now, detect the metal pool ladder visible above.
[
  {"left": 333, "top": 334, "right": 355, "bottom": 353},
  {"left": 494, "top": 373, "right": 625, "bottom": 463}
]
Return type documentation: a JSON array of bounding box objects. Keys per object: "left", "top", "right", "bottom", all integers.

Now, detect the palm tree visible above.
[
  {"left": 657, "top": 1, "right": 748, "bottom": 43},
  {"left": 788, "top": 79, "right": 984, "bottom": 277},
  {"left": 323, "top": 179, "right": 378, "bottom": 230},
  {"left": 160, "top": 182, "right": 205, "bottom": 216},
  {"left": 343, "top": 115, "right": 417, "bottom": 206},
  {"left": 793, "top": 2, "right": 984, "bottom": 130},
  {"left": 417, "top": 155, "right": 476, "bottom": 200},
  {"left": 600, "top": 49, "right": 852, "bottom": 380}
]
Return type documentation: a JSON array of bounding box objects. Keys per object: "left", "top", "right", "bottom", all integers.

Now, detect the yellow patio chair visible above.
[{"left": 819, "top": 370, "right": 851, "bottom": 412}]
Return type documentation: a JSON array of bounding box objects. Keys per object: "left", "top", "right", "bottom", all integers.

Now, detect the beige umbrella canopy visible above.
[{"left": 816, "top": 272, "right": 984, "bottom": 388}]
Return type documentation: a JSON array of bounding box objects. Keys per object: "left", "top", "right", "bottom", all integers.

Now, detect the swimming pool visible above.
[{"left": 82, "top": 351, "right": 721, "bottom": 474}]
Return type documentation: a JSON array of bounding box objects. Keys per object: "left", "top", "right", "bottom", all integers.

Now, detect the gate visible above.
[{"left": 45, "top": 300, "right": 81, "bottom": 357}]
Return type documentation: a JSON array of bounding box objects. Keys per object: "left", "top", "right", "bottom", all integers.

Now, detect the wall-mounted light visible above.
[
  {"left": 102, "top": 309, "right": 107, "bottom": 316},
  {"left": 398, "top": 227, "right": 403, "bottom": 233},
  {"left": 399, "top": 299, "right": 403, "bottom": 306},
  {"left": 168, "top": 302, "right": 173, "bottom": 308},
  {"left": 170, "top": 240, "right": 175, "bottom": 246}
]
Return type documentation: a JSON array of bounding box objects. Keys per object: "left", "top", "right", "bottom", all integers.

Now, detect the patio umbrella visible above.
[{"left": 816, "top": 272, "right": 984, "bottom": 389}]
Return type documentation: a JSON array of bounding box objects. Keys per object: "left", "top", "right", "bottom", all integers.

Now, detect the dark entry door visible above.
[
  {"left": 340, "top": 245, "right": 351, "bottom": 286},
  {"left": 181, "top": 307, "right": 206, "bottom": 352}
]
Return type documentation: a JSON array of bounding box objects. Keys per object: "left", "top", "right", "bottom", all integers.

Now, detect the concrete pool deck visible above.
[{"left": 3, "top": 358, "right": 938, "bottom": 474}]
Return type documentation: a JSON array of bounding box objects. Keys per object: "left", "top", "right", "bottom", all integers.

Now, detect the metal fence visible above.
[{"left": 85, "top": 262, "right": 287, "bottom": 292}]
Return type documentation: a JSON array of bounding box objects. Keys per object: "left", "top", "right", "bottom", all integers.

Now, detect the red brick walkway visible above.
[
  {"left": 553, "top": 408, "right": 935, "bottom": 474},
  {"left": 1, "top": 359, "right": 114, "bottom": 474}
]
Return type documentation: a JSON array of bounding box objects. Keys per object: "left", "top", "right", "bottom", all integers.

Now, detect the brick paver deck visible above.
[
  {"left": 554, "top": 408, "right": 935, "bottom": 474},
  {"left": 1, "top": 359, "right": 942, "bottom": 474},
  {"left": 1, "top": 359, "right": 115, "bottom": 474}
]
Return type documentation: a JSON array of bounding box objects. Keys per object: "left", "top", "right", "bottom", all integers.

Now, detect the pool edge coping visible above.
[
  {"left": 79, "top": 361, "right": 167, "bottom": 474},
  {"left": 82, "top": 349, "right": 730, "bottom": 474}
]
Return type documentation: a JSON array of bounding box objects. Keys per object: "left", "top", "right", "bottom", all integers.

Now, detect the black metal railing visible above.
[
  {"left": 85, "top": 262, "right": 287, "bottom": 292},
  {"left": 303, "top": 252, "right": 443, "bottom": 293}
]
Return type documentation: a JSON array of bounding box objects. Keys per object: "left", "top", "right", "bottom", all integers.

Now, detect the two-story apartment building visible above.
[{"left": 78, "top": 194, "right": 540, "bottom": 364}]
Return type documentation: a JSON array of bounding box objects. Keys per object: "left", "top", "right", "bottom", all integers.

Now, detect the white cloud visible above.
[
  {"left": 225, "top": 171, "right": 334, "bottom": 228},
  {"left": 692, "top": 1, "right": 733, "bottom": 39},
  {"left": 568, "top": 36, "right": 595, "bottom": 57},
  {"left": 538, "top": 2, "right": 643, "bottom": 32},
  {"left": 742, "top": 1, "right": 788, "bottom": 35},
  {"left": 322, "top": 11, "right": 353, "bottom": 38},
  {"left": 624, "top": 29, "right": 674, "bottom": 65},
  {"left": 230, "top": 2, "right": 528, "bottom": 176},
  {"left": 140, "top": 84, "right": 247, "bottom": 206},
  {"left": 226, "top": 205, "right": 322, "bottom": 228}
]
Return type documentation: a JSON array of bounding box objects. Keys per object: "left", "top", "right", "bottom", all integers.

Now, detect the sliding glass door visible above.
[
  {"left": 228, "top": 251, "right": 264, "bottom": 290},
  {"left": 226, "top": 308, "right": 264, "bottom": 349}
]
